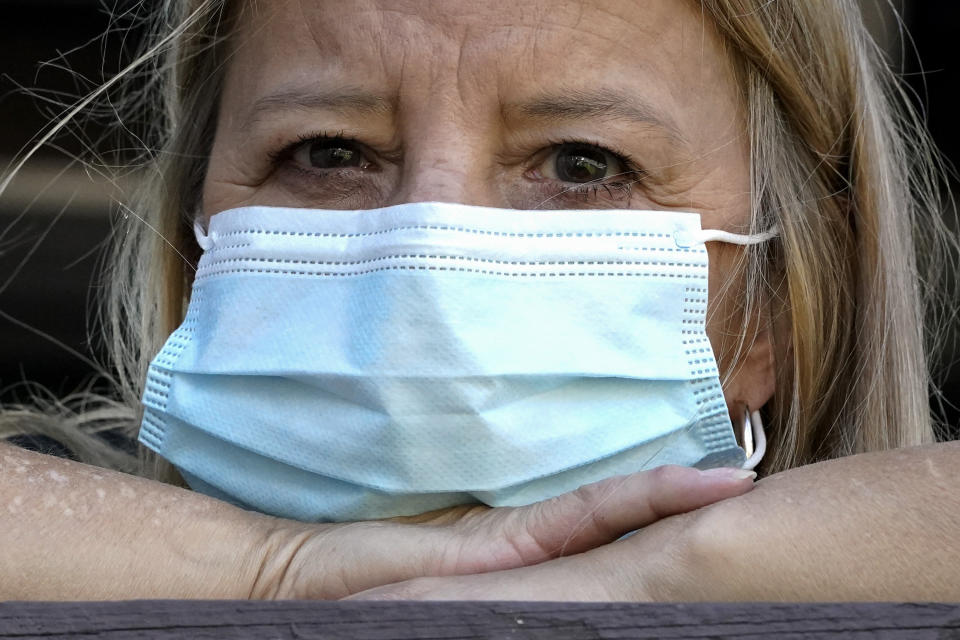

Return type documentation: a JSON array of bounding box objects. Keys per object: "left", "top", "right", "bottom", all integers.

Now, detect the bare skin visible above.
[
  {"left": 2, "top": 0, "right": 771, "bottom": 601},
  {"left": 6, "top": 0, "right": 954, "bottom": 604},
  {"left": 197, "top": 0, "right": 960, "bottom": 602},
  {"left": 202, "top": 0, "right": 776, "bottom": 417},
  {"left": 348, "top": 442, "right": 960, "bottom": 601},
  {"left": 0, "top": 441, "right": 754, "bottom": 599}
]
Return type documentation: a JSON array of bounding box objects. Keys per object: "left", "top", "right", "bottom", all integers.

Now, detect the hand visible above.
[
  {"left": 346, "top": 444, "right": 960, "bottom": 602},
  {"left": 252, "top": 465, "right": 755, "bottom": 599},
  {"left": 341, "top": 493, "right": 702, "bottom": 602}
]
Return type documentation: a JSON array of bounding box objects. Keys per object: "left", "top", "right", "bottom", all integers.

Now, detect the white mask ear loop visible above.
[
  {"left": 194, "top": 220, "right": 214, "bottom": 251},
  {"left": 741, "top": 407, "right": 767, "bottom": 470},
  {"left": 693, "top": 226, "right": 780, "bottom": 246}
]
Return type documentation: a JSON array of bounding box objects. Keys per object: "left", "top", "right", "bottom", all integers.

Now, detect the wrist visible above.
[
  {"left": 628, "top": 495, "right": 751, "bottom": 601},
  {"left": 245, "top": 517, "right": 322, "bottom": 599},
  {"left": 144, "top": 499, "right": 286, "bottom": 600}
]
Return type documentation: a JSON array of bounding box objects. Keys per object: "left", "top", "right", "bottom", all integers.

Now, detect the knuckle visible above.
[
  {"left": 571, "top": 481, "right": 603, "bottom": 508},
  {"left": 510, "top": 498, "right": 574, "bottom": 562},
  {"left": 647, "top": 464, "right": 687, "bottom": 486}
]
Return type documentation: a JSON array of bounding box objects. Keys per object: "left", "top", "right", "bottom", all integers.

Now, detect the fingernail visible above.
[{"left": 700, "top": 467, "right": 757, "bottom": 481}]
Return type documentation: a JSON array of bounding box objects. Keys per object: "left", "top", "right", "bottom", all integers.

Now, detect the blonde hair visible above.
[
  {"left": 703, "top": 0, "right": 953, "bottom": 472},
  {"left": 1, "top": 0, "right": 954, "bottom": 481}
]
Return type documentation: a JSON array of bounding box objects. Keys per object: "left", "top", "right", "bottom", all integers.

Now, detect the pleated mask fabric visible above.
[{"left": 138, "top": 202, "right": 771, "bottom": 522}]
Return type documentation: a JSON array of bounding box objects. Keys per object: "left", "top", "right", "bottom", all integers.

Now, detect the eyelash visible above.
[
  {"left": 268, "top": 130, "right": 365, "bottom": 166},
  {"left": 269, "top": 132, "right": 646, "bottom": 206},
  {"left": 529, "top": 137, "right": 645, "bottom": 205}
]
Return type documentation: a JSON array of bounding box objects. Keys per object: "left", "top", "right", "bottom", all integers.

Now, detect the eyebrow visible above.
[
  {"left": 241, "top": 87, "right": 392, "bottom": 128},
  {"left": 509, "top": 88, "right": 687, "bottom": 143},
  {"left": 241, "top": 86, "right": 686, "bottom": 145}
]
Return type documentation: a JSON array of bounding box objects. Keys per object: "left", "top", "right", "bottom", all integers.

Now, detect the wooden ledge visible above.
[{"left": 1, "top": 600, "right": 958, "bottom": 638}]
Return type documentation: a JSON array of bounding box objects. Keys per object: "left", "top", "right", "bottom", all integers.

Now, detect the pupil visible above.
[
  {"left": 555, "top": 146, "right": 608, "bottom": 183},
  {"left": 309, "top": 142, "right": 360, "bottom": 168}
]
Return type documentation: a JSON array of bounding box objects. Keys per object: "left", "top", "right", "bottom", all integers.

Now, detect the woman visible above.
[{"left": 2, "top": 0, "right": 958, "bottom": 600}]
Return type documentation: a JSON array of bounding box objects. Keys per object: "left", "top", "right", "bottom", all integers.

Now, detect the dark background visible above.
[{"left": 1, "top": 1, "right": 958, "bottom": 433}]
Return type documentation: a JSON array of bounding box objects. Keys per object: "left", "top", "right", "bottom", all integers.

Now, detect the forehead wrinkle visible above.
[
  {"left": 241, "top": 87, "right": 394, "bottom": 129},
  {"left": 507, "top": 88, "right": 689, "bottom": 146}
]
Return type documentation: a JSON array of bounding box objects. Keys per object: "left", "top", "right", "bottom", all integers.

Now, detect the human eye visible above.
[
  {"left": 267, "top": 132, "right": 387, "bottom": 207},
  {"left": 524, "top": 141, "right": 646, "bottom": 208},
  {"left": 275, "top": 132, "right": 377, "bottom": 173}
]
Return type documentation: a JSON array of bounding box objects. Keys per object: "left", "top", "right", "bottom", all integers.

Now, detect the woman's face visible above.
[{"left": 203, "top": 0, "right": 775, "bottom": 413}]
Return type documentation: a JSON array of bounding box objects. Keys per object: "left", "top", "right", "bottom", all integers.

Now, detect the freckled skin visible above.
[
  {"left": 7, "top": 497, "right": 22, "bottom": 515},
  {"left": 4, "top": 455, "right": 33, "bottom": 468},
  {"left": 1, "top": 441, "right": 275, "bottom": 599},
  {"left": 46, "top": 470, "right": 69, "bottom": 484},
  {"left": 203, "top": 0, "right": 775, "bottom": 413}
]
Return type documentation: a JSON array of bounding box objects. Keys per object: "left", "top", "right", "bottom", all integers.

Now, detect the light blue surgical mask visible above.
[{"left": 138, "top": 202, "right": 773, "bottom": 522}]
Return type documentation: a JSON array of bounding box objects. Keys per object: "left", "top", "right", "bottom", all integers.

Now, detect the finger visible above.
[
  {"left": 344, "top": 556, "right": 616, "bottom": 602},
  {"left": 342, "top": 573, "right": 526, "bottom": 602},
  {"left": 280, "top": 466, "right": 753, "bottom": 597},
  {"left": 270, "top": 519, "right": 501, "bottom": 599},
  {"left": 504, "top": 465, "right": 755, "bottom": 560}
]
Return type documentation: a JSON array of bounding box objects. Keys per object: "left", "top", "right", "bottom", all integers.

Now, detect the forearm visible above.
[
  {"left": 0, "top": 442, "right": 290, "bottom": 600},
  {"left": 654, "top": 441, "right": 960, "bottom": 601}
]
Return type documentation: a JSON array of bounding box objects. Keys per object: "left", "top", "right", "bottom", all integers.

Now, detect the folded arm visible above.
[
  {"left": 0, "top": 441, "right": 753, "bottom": 600},
  {"left": 654, "top": 440, "right": 960, "bottom": 601},
  {"left": 0, "top": 441, "right": 274, "bottom": 599},
  {"left": 349, "top": 441, "right": 960, "bottom": 601}
]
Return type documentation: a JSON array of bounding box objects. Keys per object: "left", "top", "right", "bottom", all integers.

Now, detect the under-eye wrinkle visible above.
[{"left": 267, "top": 131, "right": 646, "bottom": 209}]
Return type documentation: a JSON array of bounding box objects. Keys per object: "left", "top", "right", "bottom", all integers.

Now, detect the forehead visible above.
[{"left": 223, "top": 0, "right": 740, "bottom": 125}]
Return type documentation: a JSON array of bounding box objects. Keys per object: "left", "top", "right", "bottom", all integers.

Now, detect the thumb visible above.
[{"left": 270, "top": 466, "right": 753, "bottom": 598}]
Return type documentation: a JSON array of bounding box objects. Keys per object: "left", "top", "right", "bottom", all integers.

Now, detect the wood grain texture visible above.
[{"left": 1, "top": 601, "right": 958, "bottom": 639}]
